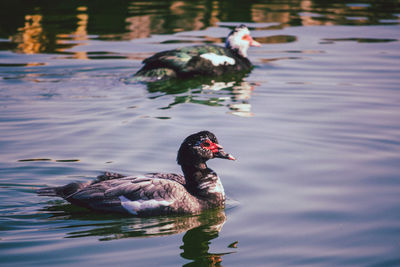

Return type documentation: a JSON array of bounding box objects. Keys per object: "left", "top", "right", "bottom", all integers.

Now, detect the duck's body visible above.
[
  {"left": 133, "top": 25, "right": 260, "bottom": 81},
  {"left": 37, "top": 131, "right": 235, "bottom": 216}
]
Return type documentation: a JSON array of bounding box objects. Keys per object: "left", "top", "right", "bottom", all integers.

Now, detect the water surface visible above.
[{"left": 1, "top": 1, "right": 400, "bottom": 266}]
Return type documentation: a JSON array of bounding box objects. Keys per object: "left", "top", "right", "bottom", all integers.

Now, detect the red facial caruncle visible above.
[
  {"left": 201, "top": 139, "right": 236, "bottom": 160},
  {"left": 242, "top": 34, "right": 261, "bottom": 47},
  {"left": 201, "top": 139, "right": 223, "bottom": 153}
]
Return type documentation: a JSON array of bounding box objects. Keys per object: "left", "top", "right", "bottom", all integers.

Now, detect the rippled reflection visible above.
[
  {"left": 2, "top": 0, "right": 398, "bottom": 55},
  {"left": 41, "top": 204, "right": 234, "bottom": 265},
  {"left": 44, "top": 204, "right": 225, "bottom": 237},
  {"left": 125, "top": 73, "right": 256, "bottom": 116}
]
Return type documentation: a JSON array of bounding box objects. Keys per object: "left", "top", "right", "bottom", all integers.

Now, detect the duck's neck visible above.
[
  {"left": 181, "top": 163, "right": 210, "bottom": 192},
  {"left": 226, "top": 42, "right": 248, "bottom": 58},
  {"left": 180, "top": 163, "right": 225, "bottom": 203},
  {"left": 225, "top": 45, "right": 252, "bottom": 68}
]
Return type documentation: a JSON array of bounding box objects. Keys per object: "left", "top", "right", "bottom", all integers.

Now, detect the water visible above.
[{"left": 1, "top": 0, "right": 400, "bottom": 266}]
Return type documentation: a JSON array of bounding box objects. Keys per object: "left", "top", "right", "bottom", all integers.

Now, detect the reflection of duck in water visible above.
[
  {"left": 38, "top": 131, "right": 235, "bottom": 216},
  {"left": 202, "top": 80, "right": 256, "bottom": 117},
  {"left": 133, "top": 25, "right": 260, "bottom": 81},
  {"left": 141, "top": 75, "right": 256, "bottom": 116},
  {"left": 43, "top": 206, "right": 227, "bottom": 241},
  {"left": 180, "top": 210, "right": 235, "bottom": 267},
  {"left": 41, "top": 204, "right": 235, "bottom": 264}
]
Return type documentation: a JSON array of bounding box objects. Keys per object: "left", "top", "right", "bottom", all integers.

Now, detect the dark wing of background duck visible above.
[{"left": 134, "top": 45, "right": 252, "bottom": 80}]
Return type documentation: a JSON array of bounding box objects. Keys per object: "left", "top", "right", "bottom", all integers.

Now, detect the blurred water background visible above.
[{"left": 1, "top": 0, "right": 400, "bottom": 266}]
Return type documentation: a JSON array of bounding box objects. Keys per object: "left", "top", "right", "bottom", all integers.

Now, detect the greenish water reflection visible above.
[
  {"left": 41, "top": 203, "right": 232, "bottom": 265},
  {"left": 125, "top": 72, "right": 255, "bottom": 116},
  {"left": 2, "top": 0, "right": 398, "bottom": 55}
]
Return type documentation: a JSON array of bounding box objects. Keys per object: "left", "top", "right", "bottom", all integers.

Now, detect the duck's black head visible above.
[
  {"left": 225, "top": 24, "right": 261, "bottom": 58},
  {"left": 177, "top": 131, "right": 235, "bottom": 168}
]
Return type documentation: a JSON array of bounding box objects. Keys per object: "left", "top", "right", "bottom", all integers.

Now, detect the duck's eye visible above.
[{"left": 202, "top": 141, "right": 211, "bottom": 147}]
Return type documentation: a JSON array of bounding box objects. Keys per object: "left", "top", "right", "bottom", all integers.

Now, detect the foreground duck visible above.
[
  {"left": 133, "top": 25, "right": 261, "bottom": 81},
  {"left": 37, "top": 131, "right": 235, "bottom": 216}
]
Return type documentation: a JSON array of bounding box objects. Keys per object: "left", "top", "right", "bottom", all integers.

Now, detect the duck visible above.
[
  {"left": 133, "top": 24, "right": 261, "bottom": 81},
  {"left": 37, "top": 131, "right": 235, "bottom": 216}
]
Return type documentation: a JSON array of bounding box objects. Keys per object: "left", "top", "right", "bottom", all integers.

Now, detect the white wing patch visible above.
[
  {"left": 208, "top": 179, "right": 225, "bottom": 194},
  {"left": 119, "top": 196, "right": 172, "bottom": 215},
  {"left": 197, "top": 177, "right": 225, "bottom": 195},
  {"left": 200, "top": 53, "right": 235, "bottom": 66}
]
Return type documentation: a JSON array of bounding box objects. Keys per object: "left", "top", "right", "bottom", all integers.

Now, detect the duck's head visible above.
[
  {"left": 177, "top": 131, "right": 235, "bottom": 168},
  {"left": 225, "top": 24, "right": 261, "bottom": 58}
]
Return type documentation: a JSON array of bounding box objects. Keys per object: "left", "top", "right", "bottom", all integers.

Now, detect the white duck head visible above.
[{"left": 225, "top": 24, "right": 261, "bottom": 58}]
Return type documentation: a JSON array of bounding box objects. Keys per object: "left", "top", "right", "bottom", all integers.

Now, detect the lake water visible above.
[{"left": 1, "top": 1, "right": 400, "bottom": 266}]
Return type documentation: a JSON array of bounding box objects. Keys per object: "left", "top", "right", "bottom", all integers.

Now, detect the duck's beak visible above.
[
  {"left": 250, "top": 38, "right": 261, "bottom": 47},
  {"left": 213, "top": 144, "right": 236, "bottom": 161},
  {"left": 215, "top": 150, "right": 236, "bottom": 160},
  {"left": 243, "top": 34, "right": 262, "bottom": 47}
]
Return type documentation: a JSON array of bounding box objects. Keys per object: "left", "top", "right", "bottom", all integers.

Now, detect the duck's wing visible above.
[
  {"left": 95, "top": 171, "right": 126, "bottom": 182},
  {"left": 68, "top": 176, "right": 190, "bottom": 215},
  {"left": 145, "top": 172, "right": 185, "bottom": 185},
  {"left": 37, "top": 172, "right": 127, "bottom": 199},
  {"left": 140, "top": 45, "right": 229, "bottom": 74},
  {"left": 105, "top": 176, "right": 185, "bottom": 202}
]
